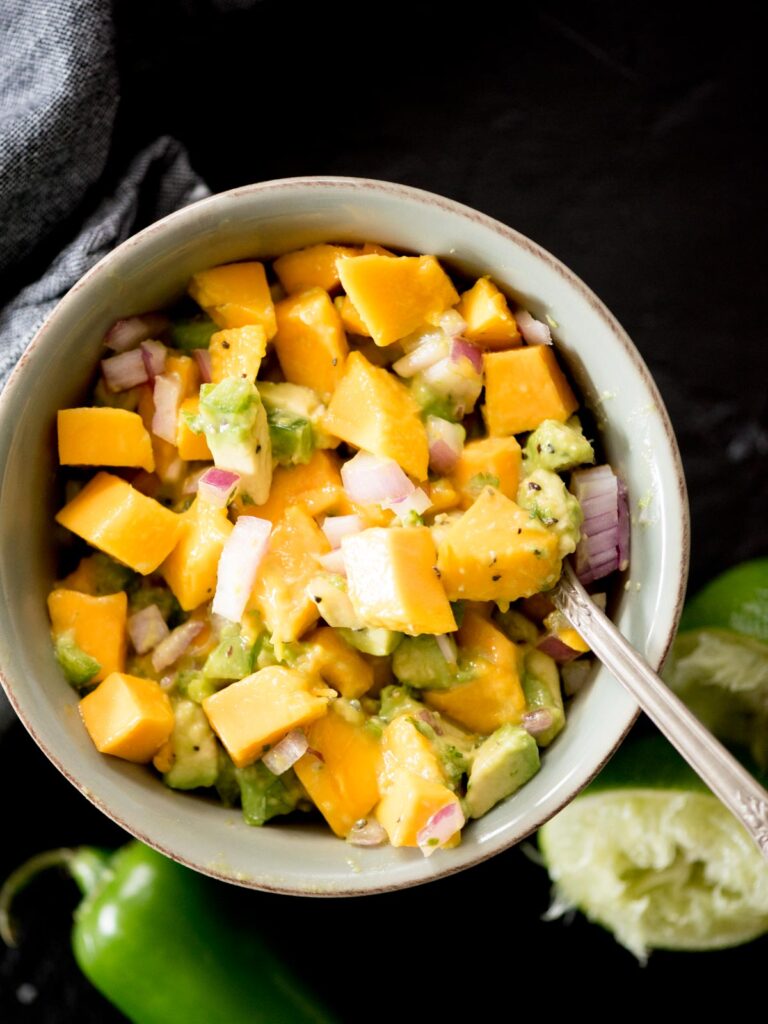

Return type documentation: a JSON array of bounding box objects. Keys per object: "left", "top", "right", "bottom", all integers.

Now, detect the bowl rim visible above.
[{"left": 0, "top": 175, "right": 689, "bottom": 894}]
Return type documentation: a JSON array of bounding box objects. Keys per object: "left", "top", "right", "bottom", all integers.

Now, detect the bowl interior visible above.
[{"left": 0, "top": 178, "right": 688, "bottom": 893}]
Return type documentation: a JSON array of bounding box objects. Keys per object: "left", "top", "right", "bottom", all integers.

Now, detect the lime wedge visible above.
[
  {"left": 680, "top": 558, "right": 768, "bottom": 641},
  {"left": 539, "top": 735, "right": 768, "bottom": 960}
]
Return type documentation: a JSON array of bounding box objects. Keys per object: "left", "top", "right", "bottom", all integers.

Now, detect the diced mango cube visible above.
[
  {"left": 80, "top": 672, "right": 174, "bottom": 762},
  {"left": 48, "top": 588, "right": 127, "bottom": 682},
  {"left": 273, "top": 244, "right": 360, "bottom": 295},
  {"left": 337, "top": 254, "right": 459, "bottom": 346},
  {"left": 57, "top": 408, "right": 154, "bottom": 472},
  {"left": 165, "top": 353, "right": 201, "bottom": 400},
  {"left": 323, "top": 352, "right": 429, "bottom": 480},
  {"left": 376, "top": 770, "right": 460, "bottom": 848},
  {"left": 235, "top": 449, "right": 348, "bottom": 524},
  {"left": 203, "top": 665, "right": 333, "bottom": 767},
  {"left": 436, "top": 486, "right": 561, "bottom": 602},
  {"left": 274, "top": 288, "right": 348, "bottom": 400},
  {"left": 301, "top": 626, "right": 374, "bottom": 699},
  {"left": 294, "top": 705, "right": 381, "bottom": 836},
  {"left": 176, "top": 397, "right": 213, "bottom": 461},
  {"left": 425, "top": 610, "right": 526, "bottom": 733},
  {"left": 456, "top": 278, "right": 521, "bottom": 349},
  {"left": 381, "top": 715, "right": 444, "bottom": 784},
  {"left": 449, "top": 436, "right": 522, "bottom": 509},
  {"left": 189, "top": 262, "right": 276, "bottom": 338},
  {"left": 209, "top": 325, "right": 267, "bottom": 384},
  {"left": 161, "top": 497, "right": 233, "bottom": 611},
  {"left": 334, "top": 295, "right": 370, "bottom": 336},
  {"left": 343, "top": 527, "right": 456, "bottom": 636},
  {"left": 249, "top": 506, "right": 330, "bottom": 643},
  {"left": 483, "top": 346, "right": 578, "bottom": 435},
  {"left": 56, "top": 472, "right": 181, "bottom": 575}
]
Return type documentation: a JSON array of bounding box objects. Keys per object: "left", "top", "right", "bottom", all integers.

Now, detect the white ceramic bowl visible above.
[{"left": 0, "top": 177, "right": 688, "bottom": 894}]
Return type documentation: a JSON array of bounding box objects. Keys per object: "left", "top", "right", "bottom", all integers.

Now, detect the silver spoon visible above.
[{"left": 552, "top": 561, "right": 768, "bottom": 858}]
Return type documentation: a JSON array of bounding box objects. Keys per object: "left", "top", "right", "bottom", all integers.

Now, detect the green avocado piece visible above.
[
  {"left": 522, "top": 648, "right": 565, "bottom": 747},
  {"left": 267, "top": 410, "right": 315, "bottom": 466},
  {"left": 176, "top": 670, "right": 218, "bottom": 704},
  {"left": 128, "top": 584, "right": 181, "bottom": 625},
  {"left": 464, "top": 723, "right": 540, "bottom": 819},
  {"left": 307, "top": 574, "right": 362, "bottom": 629},
  {"left": 378, "top": 684, "right": 425, "bottom": 722},
  {"left": 83, "top": 552, "right": 135, "bottom": 595},
  {"left": 337, "top": 627, "right": 403, "bottom": 656},
  {"left": 495, "top": 607, "right": 540, "bottom": 645},
  {"left": 523, "top": 416, "right": 594, "bottom": 473},
  {"left": 392, "top": 634, "right": 473, "bottom": 690},
  {"left": 409, "top": 377, "right": 463, "bottom": 423},
  {"left": 517, "top": 467, "right": 583, "bottom": 558},
  {"left": 203, "top": 627, "right": 254, "bottom": 681},
  {"left": 258, "top": 381, "right": 338, "bottom": 449},
  {"left": 163, "top": 698, "right": 219, "bottom": 790},
  {"left": 169, "top": 315, "right": 218, "bottom": 351},
  {"left": 54, "top": 631, "right": 101, "bottom": 688},
  {"left": 236, "top": 762, "right": 303, "bottom": 826}
]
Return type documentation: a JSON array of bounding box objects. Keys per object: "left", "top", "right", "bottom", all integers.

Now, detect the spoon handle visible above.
[{"left": 552, "top": 562, "right": 768, "bottom": 858}]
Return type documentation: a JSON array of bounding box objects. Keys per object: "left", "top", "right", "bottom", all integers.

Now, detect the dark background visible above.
[{"left": 2, "top": 1, "right": 767, "bottom": 1019}]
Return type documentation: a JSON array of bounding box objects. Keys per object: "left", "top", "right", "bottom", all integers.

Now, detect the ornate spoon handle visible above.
[{"left": 552, "top": 562, "right": 768, "bottom": 858}]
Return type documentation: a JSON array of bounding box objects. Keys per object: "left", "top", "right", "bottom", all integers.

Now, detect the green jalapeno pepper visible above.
[{"left": 0, "top": 840, "right": 336, "bottom": 1024}]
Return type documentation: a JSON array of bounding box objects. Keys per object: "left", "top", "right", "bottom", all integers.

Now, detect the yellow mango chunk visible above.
[
  {"left": 436, "top": 486, "right": 561, "bottom": 602},
  {"left": 301, "top": 626, "right": 374, "bottom": 698},
  {"left": 176, "top": 397, "right": 213, "bottom": 461},
  {"left": 343, "top": 526, "right": 456, "bottom": 635},
  {"left": 273, "top": 244, "right": 360, "bottom": 295},
  {"left": 235, "top": 449, "right": 348, "bottom": 524},
  {"left": 376, "top": 770, "right": 460, "bottom": 848},
  {"left": 361, "top": 242, "right": 396, "bottom": 256},
  {"left": 449, "top": 436, "right": 522, "bottom": 509},
  {"left": 249, "top": 506, "right": 331, "bottom": 643},
  {"left": 165, "top": 353, "right": 201, "bottom": 400},
  {"left": 426, "top": 610, "right": 526, "bottom": 733},
  {"left": 456, "top": 278, "right": 521, "bottom": 349},
  {"left": 294, "top": 705, "right": 381, "bottom": 837},
  {"left": 337, "top": 254, "right": 459, "bottom": 346},
  {"left": 189, "top": 262, "right": 277, "bottom": 338},
  {"left": 48, "top": 589, "right": 127, "bottom": 682},
  {"left": 58, "top": 408, "right": 154, "bottom": 472},
  {"left": 80, "top": 672, "right": 174, "bottom": 763},
  {"left": 274, "top": 288, "right": 348, "bottom": 400},
  {"left": 381, "top": 715, "right": 444, "bottom": 784},
  {"left": 203, "top": 666, "right": 333, "bottom": 768},
  {"left": 56, "top": 472, "right": 181, "bottom": 575},
  {"left": 209, "top": 325, "right": 267, "bottom": 384},
  {"left": 483, "top": 346, "right": 578, "bottom": 436},
  {"left": 425, "top": 478, "right": 460, "bottom": 515},
  {"left": 161, "top": 497, "right": 233, "bottom": 611},
  {"left": 334, "top": 294, "right": 370, "bottom": 336},
  {"left": 323, "top": 352, "right": 429, "bottom": 480}
]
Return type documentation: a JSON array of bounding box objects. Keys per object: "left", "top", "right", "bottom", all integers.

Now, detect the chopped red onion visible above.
[
  {"left": 523, "top": 708, "right": 555, "bottom": 736},
  {"left": 194, "top": 348, "right": 213, "bottom": 383},
  {"left": 213, "top": 516, "right": 272, "bottom": 622},
  {"left": 101, "top": 349, "right": 149, "bottom": 392},
  {"left": 426, "top": 416, "right": 465, "bottom": 474},
  {"left": 182, "top": 467, "right": 206, "bottom": 496},
  {"left": 435, "top": 633, "right": 457, "bottom": 664},
  {"left": 198, "top": 467, "right": 240, "bottom": 508},
  {"left": 151, "top": 620, "right": 204, "bottom": 672},
  {"left": 449, "top": 337, "right": 483, "bottom": 374},
  {"left": 515, "top": 309, "right": 552, "bottom": 346},
  {"left": 572, "top": 465, "right": 628, "bottom": 584},
  {"left": 140, "top": 340, "right": 167, "bottom": 380},
  {"left": 347, "top": 818, "right": 388, "bottom": 847},
  {"left": 262, "top": 729, "right": 308, "bottom": 775},
  {"left": 152, "top": 372, "right": 183, "bottom": 444},
  {"left": 341, "top": 451, "right": 414, "bottom": 506},
  {"left": 434, "top": 309, "right": 467, "bottom": 338},
  {"left": 562, "top": 659, "right": 592, "bottom": 696},
  {"left": 385, "top": 487, "right": 431, "bottom": 519},
  {"left": 617, "top": 478, "right": 630, "bottom": 571},
  {"left": 417, "top": 801, "right": 465, "bottom": 857},
  {"left": 422, "top": 357, "right": 482, "bottom": 410},
  {"left": 537, "top": 634, "right": 581, "bottom": 662},
  {"left": 317, "top": 548, "right": 347, "bottom": 575},
  {"left": 104, "top": 313, "right": 169, "bottom": 353},
  {"left": 127, "top": 604, "right": 170, "bottom": 655},
  {"left": 392, "top": 336, "right": 448, "bottom": 378},
  {"left": 417, "top": 709, "right": 444, "bottom": 736},
  {"left": 321, "top": 514, "right": 364, "bottom": 549}
]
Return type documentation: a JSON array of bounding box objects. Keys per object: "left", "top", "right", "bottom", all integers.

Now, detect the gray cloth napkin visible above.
[{"left": 0, "top": 0, "right": 209, "bottom": 730}]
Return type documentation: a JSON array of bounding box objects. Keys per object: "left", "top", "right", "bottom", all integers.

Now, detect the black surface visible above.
[{"left": 3, "top": 2, "right": 768, "bottom": 1020}]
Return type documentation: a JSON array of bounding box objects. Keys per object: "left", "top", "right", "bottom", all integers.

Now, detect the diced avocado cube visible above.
[
  {"left": 54, "top": 631, "right": 101, "bottom": 688},
  {"left": 392, "top": 634, "right": 473, "bottom": 690},
  {"left": 267, "top": 410, "right": 315, "bottom": 466},
  {"left": 495, "top": 607, "right": 540, "bottom": 645},
  {"left": 464, "top": 723, "right": 540, "bottom": 819},
  {"left": 215, "top": 747, "right": 240, "bottom": 807},
  {"left": 337, "top": 627, "right": 403, "bottom": 656},
  {"left": 258, "top": 381, "right": 337, "bottom": 449},
  {"left": 129, "top": 584, "right": 181, "bottom": 626},
  {"left": 169, "top": 316, "right": 218, "bottom": 351},
  {"left": 203, "top": 626, "right": 254, "bottom": 680},
  {"left": 163, "top": 698, "right": 219, "bottom": 790},
  {"left": 176, "top": 670, "right": 219, "bottom": 704},
  {"left": 378, "top": 684, "right": 425, "bottom": 723},
  {"left": 524, "top": 416, "right": 595, "bottom": 473},
  {"left": 88, "top": 553, "right": 136, "bottom": 595},
  {"left": 236, "top": 762, "right": 302, "bottom": 826},
  {"left": 410, "top": 377, "right": 463, "bottom": 423},
  {"left": 522, "top": 648, "right": 565, "bottom": 746},
  {"left": 517, "top": 467, "right": 583, "bottom": 558},
  {"left": 307, "top": 574, "right": 362, "bottom": 629}
]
